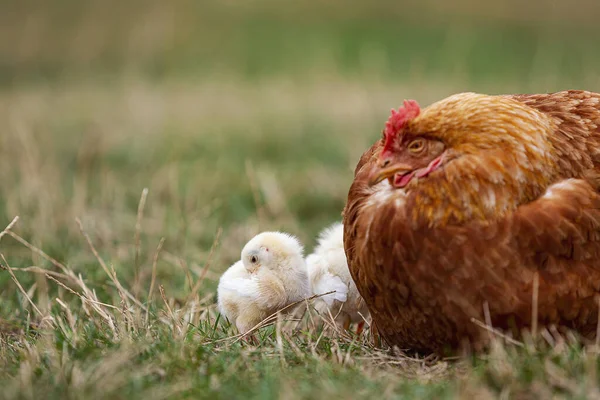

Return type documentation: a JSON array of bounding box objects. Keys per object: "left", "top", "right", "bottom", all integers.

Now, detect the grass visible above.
[{"left": 2, "top": 1, "right": 600, "bottom": 399}]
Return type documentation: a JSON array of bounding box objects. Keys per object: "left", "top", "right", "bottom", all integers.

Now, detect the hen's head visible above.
[
  {"left": 368, "top": 92, "right": 556, "bottom": 189},
  {"left": 241, "top": 231, "right": 305, "bottom": 274},
  {"left": 365, "top": 92, "right": 558, "bottom": 225}
]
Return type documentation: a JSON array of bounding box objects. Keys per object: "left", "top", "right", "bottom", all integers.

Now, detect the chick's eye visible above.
[
  {"left": 407, "top": 139, "right": 425, "bottom": 153},
  {"left": 250, "top": 256, "right": 258, "bottom": 264}
]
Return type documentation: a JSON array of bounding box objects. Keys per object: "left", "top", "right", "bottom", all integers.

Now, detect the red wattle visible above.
[
  {"left": 415, "top": 156, "right": 443, "bottom": 178},
  {"left": 394, "top": 171, "right": 415, "bottom": 188}
]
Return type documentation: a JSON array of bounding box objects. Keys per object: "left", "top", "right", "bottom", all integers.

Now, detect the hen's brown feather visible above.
[{"left": 343, "top": 90, "right": 600, "bottom": 354}]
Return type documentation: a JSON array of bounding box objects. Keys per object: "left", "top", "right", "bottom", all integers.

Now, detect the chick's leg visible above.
[
  {"left": 356, "top": 321, "right": 365, "bottom": 336},
  {"left": 236, "top": 315, "right": 260, "bottom": 345},
  {"left": 342, "top": 315, "right": 351, "bottom": 332},
  {"left": 242, "top": 334, "right": 259, "bottom": 345}
]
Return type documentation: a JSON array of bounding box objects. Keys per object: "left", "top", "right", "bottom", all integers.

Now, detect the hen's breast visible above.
[
  {"left": 343, "top": 156, "right": 600, "bottom": 355},
  {"left": 346, "top": 182, "right": 504, "bottom": 352}
]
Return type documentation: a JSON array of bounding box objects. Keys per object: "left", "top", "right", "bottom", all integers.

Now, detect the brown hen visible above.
[{"left": 343, "top": 90, "right": 600, "bottom": 354}]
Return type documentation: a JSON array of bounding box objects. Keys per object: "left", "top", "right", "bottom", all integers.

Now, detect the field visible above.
[{"left": 2, "top": 1, "right": 600, "bottom": 399}]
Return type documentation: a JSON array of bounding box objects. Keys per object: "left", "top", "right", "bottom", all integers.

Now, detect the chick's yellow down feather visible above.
[
  {"left": 307, "top": 223, "right": 370, "bottom": 329},
  {"left": 217, "top": 231, "right": 310, "bottom": 334}
]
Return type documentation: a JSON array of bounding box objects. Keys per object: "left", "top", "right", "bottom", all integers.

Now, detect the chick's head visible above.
[{"left": 241, "top": 232, "right": 304, "bottom": 273}]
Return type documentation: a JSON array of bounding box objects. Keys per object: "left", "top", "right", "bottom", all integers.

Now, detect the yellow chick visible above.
[
  {"left": 306, "top": 222, "right": 370, "bottom": 333},
  {"left": 217, "top": 231, "right": 310, "bottom": 335}
]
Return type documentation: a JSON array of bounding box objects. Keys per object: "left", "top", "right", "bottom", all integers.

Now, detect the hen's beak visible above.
[{"left": 368, "top": 161, "right": 413, "bottom": 187}]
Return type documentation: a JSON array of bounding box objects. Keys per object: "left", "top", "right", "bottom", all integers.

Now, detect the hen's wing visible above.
[
  {"left": 510, "top": 91, "right": 600, "bottom": 189},
  {"left": 514, "top": 178, "right": 600, "bottom": 276},
  {"left": 483, "top": 177, "right": 600, "bottom": 336}
]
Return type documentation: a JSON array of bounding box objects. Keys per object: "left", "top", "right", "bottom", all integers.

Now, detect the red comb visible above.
[{"left": 382, "top": 99, "right": 420, "bottom": 154}]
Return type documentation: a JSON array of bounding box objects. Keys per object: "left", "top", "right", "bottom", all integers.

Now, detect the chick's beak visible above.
[{"left": 367, "top": 158, "right": 413, "bottom": 187}]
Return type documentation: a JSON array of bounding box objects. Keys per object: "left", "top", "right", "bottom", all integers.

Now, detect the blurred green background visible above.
[{"left": 3, "top": 0, "right": 600, "bottom": 87}]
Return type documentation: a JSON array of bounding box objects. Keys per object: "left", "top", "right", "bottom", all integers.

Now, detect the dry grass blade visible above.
[
  {"left": 471, "top": 317, "right": 524, "bottom": 347},
  {"left": 0, "top": 254, "right": 49, "bottom": 324},
  {"left": 159, "top": 285, "right": 181, "bottom": 335},
  {"left": 44, "top": 273, "right": 118, "bottom": 334},
  {"left": 134, "top": 188, "right": 149, "bottom": 296},
  {"left": 11, "top": 267, "right": 73, "bottom": 281},
  {"left": 45, "top": 273, "right": 85, "bottom": 298},
  {"left": 76, "top": 217, "right": 123, "bottom": 290},
  {"left": 5, "top": 231, "right": 71, "bottom": 275},
  {"left": 178, "top": 258, "right": 194, "bottom": 294},
  {"left": 76, "top": 218, "right": 144, "bottom": 311},
  {"left": 186, "top": 228, "right": 221, "bottom": 303},
  {"left": 275, "top": 312, "right": 287, "bottom": 367},
  {"left": 146, "top": 237, "right": 165, "bottom": 323},
  {"left": 532, "top": 272, "right": 539, "bottom": 338},
  {"left": 230, "top": 291, "right": 338, "bottom": 344},
  {"left": 44, "top": 273, "right": 121, "bottom": 311},
  {"left": 55, "top": 297, "right": 77, "bottom": 334},
  {"left": 483, "top": 301, "right": 493, "bottom": 342},
  {"left": 3, "top": 229, "right": 122, "bottom": 332},
  {"left": 0, "top": 216, "right": 19, "bottom": 243}
]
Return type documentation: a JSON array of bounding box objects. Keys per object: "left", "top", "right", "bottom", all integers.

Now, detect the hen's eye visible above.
[
  {"left": 250, "top": 255, "right": 258, "bottom": 264},
  {"left": 407, "top": 139, "right": 425, "bottom": 153}
]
